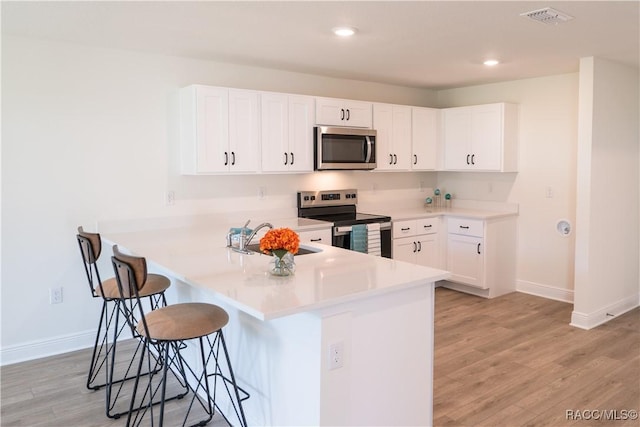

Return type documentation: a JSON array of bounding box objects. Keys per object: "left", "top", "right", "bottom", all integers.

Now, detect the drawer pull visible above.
[
  {"left": 401, "top": 227, "right": 411, "bottom": 231},
  {"left": 424, "top": 224, "right": 432, "bottom": 228},
  {"left": 459, "top": 225, "right": 470, "bottom": 229},
  {"left": 310, "top": 238, "right": 322, "bottom": 242},
  {"left": 477, "top": 243, "right": 481, "bottom": 254}
]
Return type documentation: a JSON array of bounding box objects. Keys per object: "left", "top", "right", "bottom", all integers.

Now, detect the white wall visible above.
[
  {"left": 572, "top": 57, "right": 640, "bottom": 329},
  {"left": 436, "top": 74, "right": 579, "bottom": 302},
  {"left": 1, "top": 36, "right": 437, "bottom": 362}
]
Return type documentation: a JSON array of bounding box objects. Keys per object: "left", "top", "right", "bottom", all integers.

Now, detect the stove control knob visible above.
[
  {"left": 351, "top": 193, "right": 357, "bottom": 198},
  {"left": 311, "top": 196, "right": 316, "bottom": 200},
  {"left": 304, "top": 196, "right": 310, "bottom": 201},
  {"left": 346, "top": 194, "right": 351, "bottom": 199}
]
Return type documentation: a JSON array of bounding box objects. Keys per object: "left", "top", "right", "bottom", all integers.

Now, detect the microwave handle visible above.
[{"left": 364, "top": 136, "right": 372, "bottom": 163}]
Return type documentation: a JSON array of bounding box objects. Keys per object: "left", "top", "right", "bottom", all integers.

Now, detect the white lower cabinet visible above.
[
  {"left": 392, "top": 218, "right": 441, "bottom": 268},
  {"left": 444, "top": 216, "right": 517, "bottom": 297},
  {"left": 446, "top": 217, "right": 485, "bottom": 287},
  {"left": 298, "top": 228, "right": 332, "bottom": 246}
]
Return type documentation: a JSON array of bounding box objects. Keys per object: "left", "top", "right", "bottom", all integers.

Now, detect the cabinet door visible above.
[
  {"left": 261, "top": 93, "right": 289, "bottom": 172},
  {"left": 392, "top": 237, "right": 417, "bottom": 263},
  {"left": 287, "top": 95, "right": 315, "bottom": 172},
  {"left": 411, "top": 107, "right": 439, "bottom": 171},
  {"left": 298, "top": 228, "right": 332, "bottom": 246},
  {"left": 471, "top": 104, "right": 502, "bottom": 170},
  {"left": 315, "top": 97, "right": 345, "bottom": 126},
  {"left": 443, "top": 107, "right": 473, "bottom": 170},
  {"left": 446, "top": 234, "right": 485, "bottom": 288},
  {"left": 194, "top": 86, "right": 229, "bottom": 173},
  {"left": 228, "top": 89, "right": 260, "bottom": 173},
  {"left": 373, "top": 104, "right": 394, "bottom": 170},
  {"left": 343, "top": 100, "right": 373, "bottom": 128},
  {"left": 391, "top": 105, "right": 412, "bottom": 170},
  {"left": 416, "top": 235, "right": 439, "bottom": 268}
]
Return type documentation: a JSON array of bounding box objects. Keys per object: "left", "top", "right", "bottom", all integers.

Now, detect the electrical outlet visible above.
[
  {"left": 545, "top": 186, "right": 554, "bottom": 198},
  {"left": 50, "top": 287, "right": 63, "bottom": 304},
  {"left": 329, "top": 341, "right": 344, "bottom": 370},
  {"left": 166, "top": 190, "right": 175, "bottom": 206}
]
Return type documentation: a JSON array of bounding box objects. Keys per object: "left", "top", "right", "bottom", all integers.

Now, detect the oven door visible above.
[
  {"left": 314, "top": 127, "right": 377, "bottom": 170},
  {"left": 333, "top": 222, "right": 392, "bottom": 258}
]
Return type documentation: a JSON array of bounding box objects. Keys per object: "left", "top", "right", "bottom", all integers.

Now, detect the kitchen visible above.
[{"left": 1, "top": 1, "right": 639, "bottom": 426}]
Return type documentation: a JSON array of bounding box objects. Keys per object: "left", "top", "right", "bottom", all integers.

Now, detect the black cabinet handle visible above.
[
  {"left": 477, "top": 243, "right": 481, "bottom": 254},
  {"left": 389, "top": 154, "right": 393, "bottom": 165},
  {"left": 393, "top": 154, "right": 397, "bottom": 164},
  {"left": 290, "top": 152, "right": 294, "bottom": 165},
  {"left": 471, "top": 154, "right": 475, "bottom": 165},
  {"left": 466, "top": 154, "right": 470, "bottom": 165},
  {"left": 417, "top": 241, "right": 422, "bottom": 252},
  {"left": 310, "top": 238, "right": 322, "bottom": 242},
  {"left": 346, "top": 109, "right": 350, "bottom": 120},
  {"left": 401, "top": 227, "right": 411, "bottom": 231},
  {"left": 224, "top": 151, "right": 228, "bottom": 166},
  {"left": 413, "top": 242, "right": 417, "bottom": 253},
  {"left": 231, "top": 151, "right": 236, "bottom": 165},
  {"left": 424, "top": 224, "right": 432, "bottom": 228},
  {"left": 459, "top": 225, "right": 470, "bottom": 229},
  {"left": 284, "top": 152, "right": 288, "bottom": 165},
  {"left": 414, "top": 154, "right": 418, "bottom": 165}
]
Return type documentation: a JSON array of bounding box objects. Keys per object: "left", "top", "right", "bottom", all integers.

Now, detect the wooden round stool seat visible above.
[
  {"left": 137, "top": 303, "right": 229, "bottom": 341},
  {"left": 95, "top": 274, "right": 170, "bottom": 299}
]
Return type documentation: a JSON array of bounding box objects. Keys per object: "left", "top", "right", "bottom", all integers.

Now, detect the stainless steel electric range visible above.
[{"left": 297, "top": 189, "right": 392, "bottom": 258}]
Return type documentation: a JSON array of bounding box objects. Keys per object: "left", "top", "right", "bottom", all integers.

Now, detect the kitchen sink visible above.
[{"left": 244, "top": 243, "right": 321, "bottom": 256}]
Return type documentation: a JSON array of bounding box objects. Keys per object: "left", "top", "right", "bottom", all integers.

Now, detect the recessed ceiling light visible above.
[
  {"left": 483, "top": 59, "right": 500, "bottom": 66},
  {"left": 333, "top": 27, "right": 357, "bottom": 37}
]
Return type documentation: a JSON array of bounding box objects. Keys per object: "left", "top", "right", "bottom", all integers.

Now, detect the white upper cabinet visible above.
[
  {"left": 411, "top": 107, "right": 440, "bottom": 171},
  {"left": 442, "top": 103, "right": 518, "bottom": 172},
  {"left": 373, "top": 103, "right": 411, "bottom": 171},
  {"left": 261, "top": 93, "right": 315, "bottom": 173},
  {"left": 315, "top": 97, "right": 372, "bottom": 128},
  {"left": 180, "top": 85, "right": 260, "bottom": 174}
]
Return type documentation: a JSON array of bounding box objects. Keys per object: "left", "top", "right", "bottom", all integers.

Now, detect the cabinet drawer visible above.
[
  {"left": 393, "top": 220, "right": 417, "bottom": 238},
  {"left": 298, "top": 228, "right": 332, "bottom": 245},
  {"left": 447, "top": 218, "right": 483, "bottom": 237},
  {"left": 416, "top": 217, "right": 439, "bottom": 235}
]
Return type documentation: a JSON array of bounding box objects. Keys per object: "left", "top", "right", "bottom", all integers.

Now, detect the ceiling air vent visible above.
[{"left": 521, "top": 7, "right": 574, "bottom": 25}]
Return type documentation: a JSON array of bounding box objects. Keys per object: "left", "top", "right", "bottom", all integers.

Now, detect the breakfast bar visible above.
[{"left": 102, "top": 222, "right": 450, "bottom": 426}]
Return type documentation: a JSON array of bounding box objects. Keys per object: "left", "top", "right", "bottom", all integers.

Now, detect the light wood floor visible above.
[
  {"left": 434, "top": 287, "right": 640, "bottom": 427},
  {"left": 1, "top": 288, "right": 638, "bottom": 426}
]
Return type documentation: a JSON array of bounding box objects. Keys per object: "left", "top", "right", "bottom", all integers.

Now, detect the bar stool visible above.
[
  {"left": 76, "top": 226, "right": 171, "bottom": 419},
  {"left": 111, "top": 245, "right": 249, "bottom": 427}
]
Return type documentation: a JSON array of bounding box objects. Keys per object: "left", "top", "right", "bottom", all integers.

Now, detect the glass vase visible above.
[{"left": 270, "top": 252, "right": 295, "bottom": 276}]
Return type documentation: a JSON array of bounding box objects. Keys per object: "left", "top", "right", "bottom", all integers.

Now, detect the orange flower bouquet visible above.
[{"left": 259, "top": 228, "right": 300, "bottom": 276}]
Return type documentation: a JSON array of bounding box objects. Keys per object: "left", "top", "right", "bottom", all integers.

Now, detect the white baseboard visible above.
[
  {"left": 0, "top": 330, "right": 96, "bottom": 366},
  {"left": 570, "top": 293, "right": 640, "bottom": 330},
  {"left": 516, "top": 280, "right": 574, "bottom": 303}
]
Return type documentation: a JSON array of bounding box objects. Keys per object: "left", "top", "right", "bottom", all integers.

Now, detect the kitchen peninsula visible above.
[{"left": 102, "top": 219, "right": 450, "bottom": 426}]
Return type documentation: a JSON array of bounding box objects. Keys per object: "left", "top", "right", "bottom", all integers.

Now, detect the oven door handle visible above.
[{"left": 335, "top": 222, "right": 391, "bottom": 235}]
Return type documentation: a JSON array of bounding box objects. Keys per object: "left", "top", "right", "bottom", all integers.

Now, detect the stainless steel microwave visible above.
[{"left": 314, "top": 127, "right": 377, "bottom": 171}]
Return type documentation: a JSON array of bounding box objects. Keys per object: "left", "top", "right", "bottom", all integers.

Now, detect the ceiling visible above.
[{"left": 2, "top": 1, "right": 639, "bottom": 89}]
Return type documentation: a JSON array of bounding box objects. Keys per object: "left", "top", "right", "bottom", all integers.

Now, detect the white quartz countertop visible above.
[
  {"left": 102, "top": 224, "right": 450, "bottom": 321},
  {"left": 387, "top": 207, "right": 518, "bottom": 221}
]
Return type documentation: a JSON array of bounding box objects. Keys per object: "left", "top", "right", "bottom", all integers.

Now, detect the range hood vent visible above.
[{"left": 521, "top": 7, "right": 574, "bottom": 25}]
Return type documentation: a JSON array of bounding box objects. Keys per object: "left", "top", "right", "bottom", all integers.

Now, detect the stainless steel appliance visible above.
[
  {"left": 314, "top": 127, "right": 377, "bottom": 170},
  {"left": 297, "top": 189, "right": 391, "bottom": 258}
]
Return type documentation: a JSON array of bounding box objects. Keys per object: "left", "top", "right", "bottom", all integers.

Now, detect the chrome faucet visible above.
[
  {"left": 241, "top": 222, "right": 274, "bottom": 249},
  {"left": 233, "top": 221, "right": 273, "bottom": 254}
]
